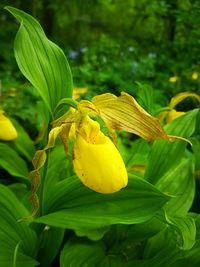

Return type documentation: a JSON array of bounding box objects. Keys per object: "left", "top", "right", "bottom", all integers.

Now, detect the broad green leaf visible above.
[
  {"left": 60, "top": 238, "right": 105, "bottom": 267},
  {"left": 170, "top": 240, "right": 200, "bottom": 267},
  {"left": 136, "top": 82, "right": 154, "bottom": 115},
  {"left": 0, "top": 143, "right": 29, "bottom": 182},
  {"left": 60, "top": 237, "right": 137, "bottom": 267},
  {"left": 75, "top": 227, "right": 109, "bottom": 241},
  {"left": 156, "top": 158, "right": 195, "bottom": 215},
  {"left": 145, "top": 109, "right": 199, "bottom": 184},
  {"left": 125, "top": 216, "right": 166, "bottom": 240},
  {"left": 191, "top": 137, "right": 200, "bottom": 170},
  {"left": 8, "top": 183, "right": 30, "bottom": 205},
  {"left": 142, "top": 223, "right": 200, "bottom": 267},
  {"left": 0, "top": 247, "right": 38, "bottom": 267},
  {"left": 12, "top": 120, "right": 35, "bottom": 161},
  {"left": 166, "top": 215, "right": 196, "bottom": 250},
  {"left": 36, "top": 227, "right": 65, "bottom": 267},
  {"left": 6, "top": 6, "right": 73, "bottom": 118},
  {"left": 0, "top": 185, "right": 38, "bottom": 266},
  {"left": 125, "top": 138, "right": 150, "bottom": 169},
  {"left": 35, "top": 174, "right": 170, "bottom": 230},
  {"left": 144, "top": 228, "right": 180, "bottom": 264},
  {"left": 194, "top": 214, "right": 200, "bottom": 240},
  {"left": 140, "top": 242, "right": 200, "bottom": 267}
]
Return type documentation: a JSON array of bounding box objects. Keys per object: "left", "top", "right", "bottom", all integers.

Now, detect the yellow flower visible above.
[
  {"left": 192, "top": 71, "right": 198, "bottom": 80},
  {"left": 169, "top": 75, "right": 178, "bottom": 83},
  {"left": 0, "top": 111, "right": 18, "bottom": 141},
  {"left": 73, "top": 116, "right": 128, "bottom": 193}
]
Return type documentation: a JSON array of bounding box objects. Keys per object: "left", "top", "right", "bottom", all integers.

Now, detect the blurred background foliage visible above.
[{"left": 1, "top": 0, "right": 200, "bottom": 134}]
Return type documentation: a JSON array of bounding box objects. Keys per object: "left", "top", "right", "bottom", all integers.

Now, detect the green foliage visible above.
[
  {"left": 0, "top": 143, "right": 29, "bottom": 182},
  {"left": 0, "top": 185, "right": 38, "bottom": 267},
  {"left": 35, "top": 175, "right": 169, "bottom": 230},
  {"left": 5, "top": 6, "right": 73, "bottom": 120},
  {"left": 0, "top": 4, "right": 200, "bottom": 267}
]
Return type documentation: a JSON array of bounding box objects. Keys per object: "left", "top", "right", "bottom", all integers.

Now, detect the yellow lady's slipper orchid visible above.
[
  {"left": 73, "top": 116, "right": 128, "bottom": 193},
  {"left": 30, "top": 91, "right": 179, "bottom": 215},
  {"left": 0, "top": 111, "right": 18, "bottom": 141}
]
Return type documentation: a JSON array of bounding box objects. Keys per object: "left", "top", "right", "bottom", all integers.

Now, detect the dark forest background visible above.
[{"left": 1, "top": 0, "right": 200, "bottom": 116}]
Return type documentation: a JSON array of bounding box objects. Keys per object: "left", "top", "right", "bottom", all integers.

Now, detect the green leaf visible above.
[
  {"left": 145, "top": 109, "right": 199, "bottom": 184},
  {"left": 170, "top": 240, "right": 200, "bottom": 267},
  {"left": 11, "top": 120, "right": 35, "bottom": 161},
  {"left": 156, "top": 158, "right": 195, "bottom": 215},
  {"left": 142, "top": 221, "right": 200, "bottom": 267},
  {"left": 136, "top": 82, "right": 154, "bottom": 115},
  {"left": 125, "top": 138, "right": 150, "bottom": 168},
  {"left": 75, "top": 226, "right": 109, "bottom": 241},
  {"left": 38, "top": 144, "right": 73, "bottom": 215},
  {"left": 8, "top": 183, "right": 30, "bottom": 206},
  {"left": 0, "top": 143, "right": 29, "bottom": 182},
  {"left": 60, "top": 238, "right": 105, "bottom": 267},
  {"left": 0, "top": 185, "right": 38, "bottom": 267},
  {"left": 6, "top": 6, "right": 73, "bottom": 118},
  {"left": 125, "top": 216, "right": 166, "bottom": 240},
  {"left": 191, "top": 137, "right": 200, "bottom": 170},
  {"left": 166, "top": 215, "right": 196, "bottom": 250},
  {"left": 54, "top": 98, "right": 78, "bottom": 113},
  {"left": 36, "top": 227, "right": 65, "bottom": 267},
  {"left": 35, "top": 174, "right": 170, "bottom": 230}
]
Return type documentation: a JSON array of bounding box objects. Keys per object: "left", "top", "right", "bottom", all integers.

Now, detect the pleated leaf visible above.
[
  {"left": 142, "top": 221, "right": 200, "bottom": 267},
  {"left": 35, "top": 174, "right": 170, "bottom": 230},
  {"left": 12, "top": 120, "right": 35, "bottom": 161},
  {"left": 36, "top": 227, "right": 65, "bottom": 267},
  {"left": 0, "top": 143, "right": 29, "bottom": 182},
  {"left": 145, "top": 109, "right": 199, "bottom": 184},
  {"left": 6, "top": 6, "right": 73, "bottom": 118},
  {"left": 156, "top": 158, "right": 195, "bottom": 216},
  {"left": 0, "top": 185, "right": 38, "bottom": 266},
  {"left": 136, "top": 82, "right": 154, "bottom": 115},
  {"left": 60, "top": 239, "right": 105, "bottom": 267},
  {"left": 166, "top": 215, "right": 196, "bottom": 250}
]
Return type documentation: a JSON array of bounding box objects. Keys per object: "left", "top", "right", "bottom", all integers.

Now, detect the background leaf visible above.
[
  {"left": 0, "top": 143, "right": 29, "bottom": 182},
  {"left": 0, "top": 185, "right": 38, "bottom": 267},
  {"left": 141, "top": 220, "right": 200, "bottom": 267},
  {"left": 167, "top": 215, "right": 196, "bottom": 250},
  {"left": 12, "top": 120, "right": 36, "bottom": 161},
  {"left": 36, "top": 227, "right": 65, "bottom": 267},
  {"left": 6, "top": 6, "right": 73, "bottom": 119},
  {"left": 60, "top": 238, "right": 105, "bottom": 267},
  {"left": 145, "top": 109, "right": 199, "bottom": 184},
  {"left": 136, "top": 82, "right": 154, "bottom": 115},
  {"left": 35, "top": 174, "right": 170, "bottom": 231},
  {"left": 156, "top": 158, "right": 195, "bottom": 216}
]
